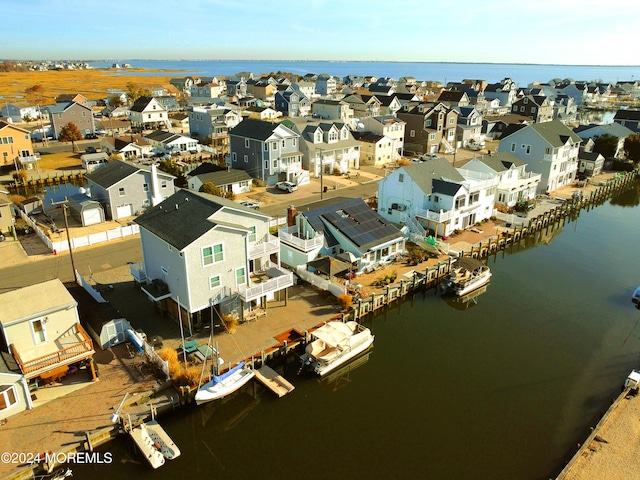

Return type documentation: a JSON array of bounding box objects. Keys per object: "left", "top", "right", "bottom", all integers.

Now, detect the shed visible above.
[
  {"left": 81, "top": 152, "right": 109, "bottom": 172},
  {"left": 68, "top": 193, "right": 105, "bottom": 226},
  {"left": 83, "top": 302, "right": 134, "bottom": 350}
]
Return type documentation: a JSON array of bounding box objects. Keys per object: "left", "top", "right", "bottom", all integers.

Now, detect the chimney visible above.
[{"left": 287, "top": 205, "right": 296, "bottom": 227}]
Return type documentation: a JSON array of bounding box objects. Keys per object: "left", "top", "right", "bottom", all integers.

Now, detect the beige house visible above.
[{"left": 0, "top": 279, "right": 96, "bottom": 384}]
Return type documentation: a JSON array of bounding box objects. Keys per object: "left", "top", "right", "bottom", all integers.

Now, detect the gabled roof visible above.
[
  {"left": 135, "top": 189, "right": 265, "bottom": 250},
  {"left": 0, "top": 121, "right": 29, "bottom": 134},
  {"left": 352, "top": 131, "right": 385, "bottom": 143},
  {"left": 578, "top": 150, "right": 603, "bottom": 161},
  {"left": 129, "top": 96, "right": 159, "bottom": 113},
  {"left": 229, "top": 118, "right": 296, "bottom": 141},
  {"left": 101, "top": 135, "right": 150, "bottom": 152},
  {"left": 145, "top": 130, "right": 184, "bottom": 143},
  {"left": 573, "top": 123, "right": 633, "bottom": 139},
  {"left": 192, "top": 168, "right": 252, "bottom": 187},
  {"left": 438, "top": 90, "right": 466, "bottom": 102},
  {"left": 614, "top": 109, "right": 640, "bottom": 121},
  {"left": 47, "top": 101, "right": 90, "bottom": 114},
  {"left": 462, "top": 151, "right": 525, "bottom": 172},
  {"left": 400, "top": 157, "right": 466, "bottom": 195},
  {"left": 501, "top": 120, "right": 582, "bottom": 147},
  {"left": 301, "top": 197, "right": 402, "bottom": 254},
  {"left": 0, "top": 279, "right": 75, "bottom": 325},
  {"left": 85, "top": 160, "right": 173, "bottom": 188}
]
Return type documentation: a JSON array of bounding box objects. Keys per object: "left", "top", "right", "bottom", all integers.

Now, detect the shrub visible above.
[
  {"left": 156, "top": 347, "right": 178, "bottom": 364},
  {"left": 221, "top": 312, "right": 239, "bottom": 334},
  {"left": 337, "top": 294, "right": 353, "bottom": 310}
]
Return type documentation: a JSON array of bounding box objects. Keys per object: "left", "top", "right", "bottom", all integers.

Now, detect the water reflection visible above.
[
  {"left": 609, "top": 179, "right": 640, "bottom": 207},
  {"left": 441, "top": 283, "right": 489, "bottom": 311}
]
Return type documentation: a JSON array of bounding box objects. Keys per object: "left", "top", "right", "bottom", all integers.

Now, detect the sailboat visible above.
[{"left": 194, "top": 307, "right": 255, "bottom": 406}]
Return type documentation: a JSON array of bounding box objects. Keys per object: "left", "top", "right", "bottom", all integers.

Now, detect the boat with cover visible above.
[
  {"left": 195, "top": 360, "right": 255, "bottom": 405},
  {"left": 442, "top": 257, "right": 491, "bottom": 296},
  {"left": 300, "top": 320, "right": 374, "bottom": 376}
]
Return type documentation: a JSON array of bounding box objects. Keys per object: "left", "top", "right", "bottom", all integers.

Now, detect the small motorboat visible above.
[{"left": 632, "top": 285, "right": 640, "bottom": 306}]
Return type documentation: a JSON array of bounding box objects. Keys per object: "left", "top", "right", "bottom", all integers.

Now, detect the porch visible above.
[{"left": 239, "top": 262, "right": 294, "bottom": 303}]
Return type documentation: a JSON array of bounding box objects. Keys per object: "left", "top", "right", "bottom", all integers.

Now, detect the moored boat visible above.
[
  {"left": 632, "top": 285, "right": 640, "bottom": 306},
  {"left": 442, "top": 258, "right": 491, "bottom": 296},
  {"left": 300, "top": 320, "right": 374, "bottom": 376},
  {"left": 194, "top": 361, "right": 255, "bottom": 405}
]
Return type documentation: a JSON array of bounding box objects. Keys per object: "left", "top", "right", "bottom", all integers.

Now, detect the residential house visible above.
[
  {"left": 131, "top": 189, "right": 293, "bottom": 325},
  {"left": 398, "top": 102, "right": 458, "bottom": 155},
  {"left": 279, "top": 197, "right": 405, "bottom": 272},
  {"left": 0, "top": 191, "right": 14, "bottom": 237},
  {"left": 169, "top": 112, "right": 190, "bottom": 132},
  {"left": 187, "top": 167, "right": 253, "bottom": 195},
  {"left": 291, "top": 81, "right": 317, "bottom": 100},
  {"left": 459, "top": 152, "right": 541, "bottom": 209},
  {"left": 0, "top": 121, "right": 40, "bottom": 170},
  {"left": 613, "top": 109, "right": 640, "bottom": 133},
  {"left": 0, "top": 279, "right": 96, "bottom": 390},
  {"left": 456, "top": 106, "right": 483, "bottom": 147},
  {"left": 0, "top": 360, "right": 31, "bottom": 420},
  {"left": 573, "top": 122, "right": 633, "bottom": 159},
  {"left": 552, "top": 95, "right": 578, "bottom": 124},
  {"left": 311, "top": 99, "right": 353, "bottom": 122},
  {"left": 85, "top": 160, "right": 176, "bottom": 219},
  {"left": 145, "top": 130, "right": 200, "bottom": 155},
  {"left": 363, "top": 94, "right": 401, "bottom": 116},
  {"left": 188, "top": 105, "right": 243, "bottom": 156},
  {"left": 368, "top": 84, "right": 395, "bottom": 96},
  {"left": 511, "top": 95, "right": 553, "bottom": 123},
  {"left": 225, "top": 78, "right": 247, "bottom": 99},
  {"left": 483, "top": 78, "right": 520, "bottom": 108},
  {"left": 1, "top": 102, "right": 40, "bottom": 123},
  {"left": 170, "top": 77, "right": 200, "bottom": 95},
  {"left": 228, "top": 118, "right": 307, "bottom": 185},
  {"left": 342, "top": 94, "right": 381, "bottom": 119},
  {"left": 437, "top": 90, "right": 471, "bottom": 108},
  {"left": 189, "top": 80, "right": 225, "bottom": 102},
  {"left": 128, "top": 96, "right": 171, "bottom": 131},
  {"left": 577, "top": 149, "right": 604, "bottom": 178},
  {"left": 100, "top": 134, "right": 153, "bottom": 160},
  {"left": 274, "top": 88, "right": 311, "bottom": 118},
  {"left": 315, "top": 74, "right": 338, "bottom": 95},
  {"left": 377, "top": 157, "right": 498, "bottom": 237},
  {"left": 483, "top": 114, "right": 531, "bottom": 140},
  {"left": 155, "top": 96, "right": 180, "bottom": 112},
  {"left": 100, "top": 104, "right": 129, "bottom": 118},
  {"left": 55, "top": 93, "right": 88, "bottom": 105},
  {"left": 95, "top": 117, "right": 130, "bottom": 137},
  {"left": 284, "top": 118, "right": 360, "bottom": 176},
  {"left": 358, "top": 115, "right": 406, "bottom": 160},
  {"left": 46, "top": 101, "right": 95, "bottom": 139},
  {"left": 352, "top": 132, "right": 395, "bottom": 167},
  {"left": 245, "top": 106, "right": 280, "bottom": 121},
  {"left": 497, "top": 120, "right": 582, "bottom": 193},
  {"left": 246, "top": 78, "right": 277, "bottom": 102}
]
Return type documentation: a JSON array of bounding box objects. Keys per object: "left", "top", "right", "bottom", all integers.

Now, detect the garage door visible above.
[
  {"left": 116, "top": 204, "right": 133, "bottom": 219},
  {"left": 82, "top": 208, "right": 103, "bottom": 226}
]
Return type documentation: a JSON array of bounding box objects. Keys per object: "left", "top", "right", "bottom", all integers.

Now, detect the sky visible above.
[{"left": 3, "top": 0, "right": 640, "bottom": 65}]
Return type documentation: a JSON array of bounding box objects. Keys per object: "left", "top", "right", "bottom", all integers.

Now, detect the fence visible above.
[{"left": 296, "top": 265, "right": 347, "bottom": 297}]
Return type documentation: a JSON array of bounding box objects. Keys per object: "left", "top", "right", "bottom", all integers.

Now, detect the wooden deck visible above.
[{"left": 255, "top": 365, "right": 295, "bottom": 397}]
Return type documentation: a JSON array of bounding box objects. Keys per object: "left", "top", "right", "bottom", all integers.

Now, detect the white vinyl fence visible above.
[{"left": 295, "top": 265, "right": 346, "bottom": 297}]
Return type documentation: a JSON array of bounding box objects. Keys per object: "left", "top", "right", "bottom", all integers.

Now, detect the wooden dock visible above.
[{"left": 254, "top": 365, "right": 295, "bottom": 397}]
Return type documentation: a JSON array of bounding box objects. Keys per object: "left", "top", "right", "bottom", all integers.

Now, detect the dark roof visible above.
[
  {"left": 352, "top": 131, "right": 384, "bottom": 143},
  {"left": 229, "top": 118, "right": 281, "bottom": 141},
  {"left": 614, "top": 109, "right": 640, "bottom": 121},
  {"left": 438, "top": 90, "right": 466, "bottom": 102},
  {"left": 193, "top": 169, "right": 252, "bottom": 187},
  {"left": 188, "top": 162, "right": 225, "bottom": 177},
  {"left": 302, "top": 198, "right": 402, "bottom": 254},
  {"left": 129, "top": 96, "right": 155, "bottom": 113},
  {"left": 135, "top": 189, "right": 257, "bottom": 250},
  {"left": 85, "top": 160, "right": 140, "bottom": 188}
]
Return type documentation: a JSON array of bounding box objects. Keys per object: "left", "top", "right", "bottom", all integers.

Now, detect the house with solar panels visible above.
[{"left": 279, "top": 197, "right": 405, "bottom": 272}]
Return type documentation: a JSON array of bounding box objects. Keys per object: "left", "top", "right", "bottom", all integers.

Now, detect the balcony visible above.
[
  {"left": 239, "top": 262, "right": 294, "bottom": 302},
  {"left": 278, "top": 225, "right": 324, "bottom": 253},
  {"left": 129, "top": 261, "right": 147, "bottom": 283},
  {"left": 12, "top": 323, "right": 95, "bottom": 379},
  {"left": 248, "top": 233, "right": 280, "bottom": 260},
  {"left": 414, "top": 207, "right": 454, "bottom": 223}
]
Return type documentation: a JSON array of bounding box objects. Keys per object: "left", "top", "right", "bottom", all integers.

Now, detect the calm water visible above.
[
  {"left": 90, "top": 60, "right": 640, "bottom": 87},
  {"left": 75, "top": 180, "right": 640, "bottom": 480}
]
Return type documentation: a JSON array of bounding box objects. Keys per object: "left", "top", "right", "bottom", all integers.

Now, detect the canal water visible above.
[{"left": 75, "top": 180, "right": 640, "bottom": 480}]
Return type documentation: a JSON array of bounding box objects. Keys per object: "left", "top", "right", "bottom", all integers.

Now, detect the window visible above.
[
  {"left": 232, "top": 152, "right": 237, "bottom": 162},
  {"left": 143, "top": 183, "right": 149, "bottom": 192},
  {"left": 272, "top": 160, "right": 277, "bottom": 169},
  {"left": 425, "top": 119, "right": 432, "bottom": 127},
  {"left": 399, "top": 173, "right": 404, "bottom": 183},
  {"left": 244, "top": 154, "right": 248, "bottom": 163},
  {"left": 209, "top": 275, "right": 221, "bottom": 289},
  {"left": 429, "top": 133, "right": 436, "bottom": 141},
  {"left": 525, "top": 145, "right": 531, "bottom": 154},
  {"left": 282, "top": 140, "right": 286, "bottom": 148},
  {"left": 264, "top": 143, "right": 268, "bottom": 151},
  {"left": 410, "top": 130, "right": 415, "bottom": 137},
  {"left": 0, "top": 385, "right": 18, "bottom": 411},
  {"left": 236, "top": 267, "right": 246, "bottom": 286},
  {"left": 293, "top": 138, "right": 297, "bottom": 146},
  {"left": 248, "top": 226, "right": 256, "bottom": 242},
  {"left": 511, "top": 143, "right": 516, "bottom": 152},
  {"left": 202, "top": 243, "right": 223, "bottom": 265},
  {"left": 245, "top": 139, "right": 250, "bottom": 148},
  {"left": 161, "top": 180, "right": 167, "bottom": 189},
  {"left": 31, "top": 319, "right": 46, "bottom": 344},
  {"left": 118, "top": 187, "right": 125, "bottom": 196},
  {"left": 272, "top": 142, "right": 278, "bottom": 150}
]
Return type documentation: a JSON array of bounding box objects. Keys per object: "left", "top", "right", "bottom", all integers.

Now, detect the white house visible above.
[
  {"left": 132, "top": 190, "right": 294, "bottom": 326},
  {"left": 358, "top": 115, "right": 406, "bottom": 160},
  {"left": 377, "top": 157, "right": 498, "bottom": 238},
  {"left": 128, "top": 96, "right": 171, "bottom": 130},
  {"left": 498, "top": 120, "right": 582, "bottom": 194},
  {"left": 459, "top": 152, "right": 541, "bottom": 209},
  {"left": 145, "top": 130, "right": 200, "bottom": 155}
]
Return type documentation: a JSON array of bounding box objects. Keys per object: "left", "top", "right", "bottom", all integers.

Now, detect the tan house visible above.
[
  {"left": 0, "top": 279, "right": 96, "bottom": 384},
  {"left": 0, "top": 121, "right": 39, "bottom": 171}
]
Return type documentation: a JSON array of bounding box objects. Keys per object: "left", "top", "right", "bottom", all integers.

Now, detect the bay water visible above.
[{"left": 73, "top": 179, "right": 640, "bottom": 480}]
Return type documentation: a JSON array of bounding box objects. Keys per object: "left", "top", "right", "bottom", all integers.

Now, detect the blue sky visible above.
[{"left": 3, "top": 0, "right": 640, "bottom": 65}]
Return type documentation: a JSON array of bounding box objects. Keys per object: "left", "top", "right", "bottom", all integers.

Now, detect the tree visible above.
[
  {"left": 592, "top": 133, "right": 618, "bottom": 159},
  {"left": 125, "top": 82, "right": 152, "bottom": 104},
  {"left": 623, "top": 133, "right": 640, "bottom": 164},
  {"left": 108, "top": 95, "right": 124, "bottom": 109},
  {"left": 58, "top": 122, "right": 84, "bottom": 151},
  {"left": 25, "top": 84, "right": 49, "bottom": 145},
  {"left": 200, "top": 182, "right": 222, "bottom": 196}
]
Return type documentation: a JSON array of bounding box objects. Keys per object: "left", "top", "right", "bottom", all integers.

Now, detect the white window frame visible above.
[
  {"left": 235, "top": 267, "right": 246, "bottom": 286},
  {"left": 202, "top": 243, "right": 223, "bottom": 266},
  {"left": 0, "top": 385, "right": 18, "bottom": 412},
  {"left": 209, "top": 275, "right": 221, "bottom": 289},
  {"left": 30, "top": 318, "right": 47, "bottom": 344}
]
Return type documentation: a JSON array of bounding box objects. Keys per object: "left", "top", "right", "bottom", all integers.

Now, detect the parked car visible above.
[
  {"left": 84, "top": 133, "right": 98, "bottom": 140},
  {"left": 467, "top": 140, "right": 484, "bottom": 151},
  {"left": 239, "top": 201, "right": 260, "bottom": 210},
  {"left": 85, "top": 146, "right": 97, "bottom": 154},
  {"left": 275, "top": 181, "right": 298, "bottom": 193}
]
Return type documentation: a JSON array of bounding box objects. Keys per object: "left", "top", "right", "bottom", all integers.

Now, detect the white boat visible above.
[
  {"left": 129, "top": 420, "right": 181, "bottom": 469},
  {"left": 300, "top": 320, "right": 374, "bottom": 376},
  {"left": 194, "top": 361, "right": 255, "bottom": 405},
  {"left": 442, "top": 258, "right": 491, "bottom": 296},
  {"left": 632, "top": 285, "right": 640, "bottom": 306}
]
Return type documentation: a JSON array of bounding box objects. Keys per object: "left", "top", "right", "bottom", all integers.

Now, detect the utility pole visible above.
[
  {"left": 319, "top": 148, "right": 324, "bottom": 199},
  {"left": 62, "top": 203, "right": 78, "bottom": 283}
]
